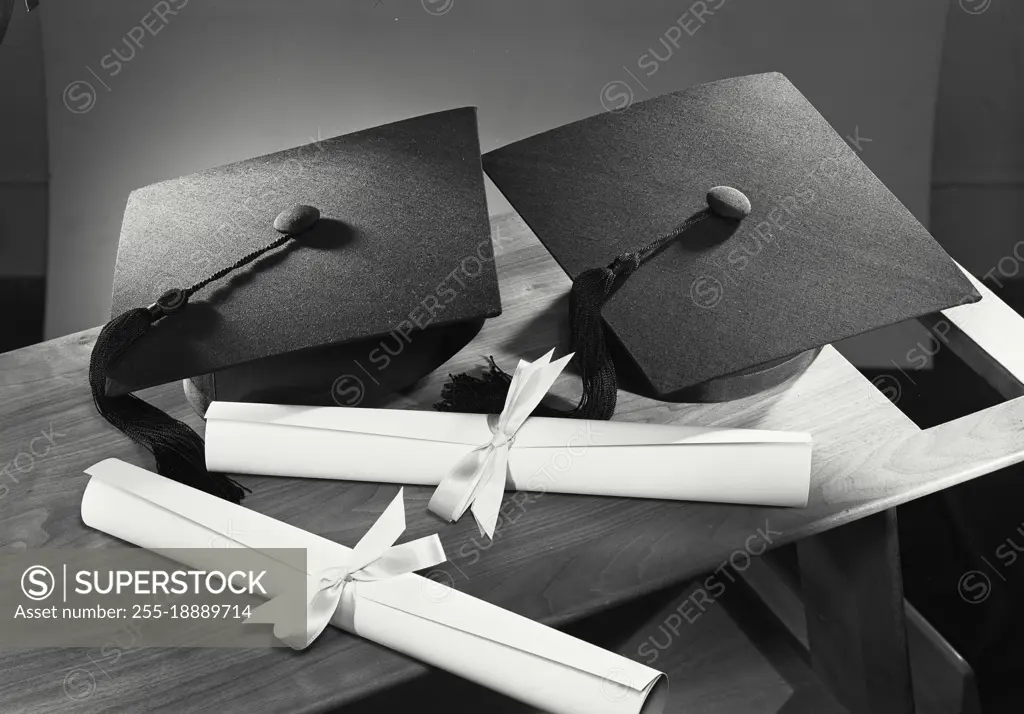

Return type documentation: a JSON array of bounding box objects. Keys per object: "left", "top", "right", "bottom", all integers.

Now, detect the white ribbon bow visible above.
[
  {"left": 246, "top": 488, "right": 446, "bottom": 650},
  {"left": 428, "top": 350, "right": 573, "bottom": 539}
]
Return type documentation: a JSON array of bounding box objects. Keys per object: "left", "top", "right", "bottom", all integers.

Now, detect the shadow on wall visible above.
[
  {"left": 0, "top": 280, "right": 45, "bottom": 353},
  {"left": 0, "top": 0, "right": 47, "bottom": 353}
]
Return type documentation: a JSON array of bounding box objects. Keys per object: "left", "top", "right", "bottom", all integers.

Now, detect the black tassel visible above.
[
  {"left": 88, "top": 226, "right": 297, "bottom": 503},
  {"left": 434, "top": 265, "right": 627, "bottom": 420},
  {"left": 89, "top": 294, "right": 248, "bottom": 503},
  {"left": 435, "top": 210, "right": 711, "bottom": 420},
  {"left": 563, "top": 262, "right": 636, "bottom": 419},
  {"left": 435, "top": 357, "right": 514, "bottom": 415}
]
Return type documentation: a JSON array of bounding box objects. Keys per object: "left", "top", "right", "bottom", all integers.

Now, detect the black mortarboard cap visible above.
[
  {"left": 91, "top": 108, "right": 500, "bottom": 501},
  {"left": 439, "top": 72, "right": 978, "bottom": 418}
]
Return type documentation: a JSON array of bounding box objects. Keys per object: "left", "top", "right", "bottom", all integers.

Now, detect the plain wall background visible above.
[
  {"left": 0, "top": 1, "right": 48, "bottom": 352},
  {"left": 0, "top": 0, "right": 47, "bottom": 278},
  {"left": 931, "top": 1, "right": 1024, "bottom": 281},
  {"left": 39, "top": 0, "right": 949, "bottom": 345}
]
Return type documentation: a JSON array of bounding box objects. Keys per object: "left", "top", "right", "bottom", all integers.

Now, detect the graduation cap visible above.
[
  {"left": 90, "top": 108, "right": 500, "bottom": 502},
  {"left": 438, "top": 72, "right": 978, "bottom": 418}
]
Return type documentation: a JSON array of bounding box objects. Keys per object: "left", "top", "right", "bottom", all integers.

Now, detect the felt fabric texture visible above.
[
  {"left": 483, "top": 72, "right": 979, "bottom": 398},
  {"left": 107, "top": 108, "right": 500, "bottom": 395}
]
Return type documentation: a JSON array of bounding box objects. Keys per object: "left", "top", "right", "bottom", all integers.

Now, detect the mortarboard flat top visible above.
[
  {"left": 107, "top": 107, "right": 500, "bottom": 401},
  {"left": 483, "top": 72, "right": 979, "bottom": 399}
]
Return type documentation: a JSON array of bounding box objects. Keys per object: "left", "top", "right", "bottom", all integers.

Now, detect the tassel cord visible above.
[
  {"left": 90, "top": 232, "right": 297, "bottom": 502},
  {"left": 436, "top": 210, "right": 710, "bottom": 420}
]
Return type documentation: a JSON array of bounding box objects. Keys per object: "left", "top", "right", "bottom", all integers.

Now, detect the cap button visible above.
[
  {"left": 274, "top": 205, "right": 321, "bottom": 236},
  {"left": 706, "top": 186, "right": 751, "bottom": 220}
]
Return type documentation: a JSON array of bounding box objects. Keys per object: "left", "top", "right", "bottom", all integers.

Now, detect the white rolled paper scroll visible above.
[
  {"left": 204, "top": 355, "right": 813, "bottom": 536},
  {"left": 81, "top": 459, "right": 668, "bottom": 714}
]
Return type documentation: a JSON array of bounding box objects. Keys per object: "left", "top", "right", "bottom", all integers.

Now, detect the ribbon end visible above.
[
  {"left": 245, "top": 600, "right": 316, "bottom": 650},
  {"left": 471, "top": 498, "right": 501, "bottom": 541},
  {"left": 427, "top": 502, "right": 457, "bottom": 524},
  {"left": 248, "top": 585, "right": 339, "bottom": 651},
  {"left": 550, "top": 352, "right": 574, "bottom": 372},
  {"left": 475, "top": 514, "right": 497, "bottom": 540}
]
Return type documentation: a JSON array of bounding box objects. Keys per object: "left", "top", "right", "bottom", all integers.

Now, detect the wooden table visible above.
[{"left": 2, "top": 212, "right": 1022, "bottom": 713}]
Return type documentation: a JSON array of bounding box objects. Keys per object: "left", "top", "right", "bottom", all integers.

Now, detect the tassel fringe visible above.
[{"left": 89, "top": 307, "right": 248, "bottom": 503}]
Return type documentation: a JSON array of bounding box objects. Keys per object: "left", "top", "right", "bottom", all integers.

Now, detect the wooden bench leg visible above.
[{"left": 797, "top": 509, "right": 915, "bottom": 714}]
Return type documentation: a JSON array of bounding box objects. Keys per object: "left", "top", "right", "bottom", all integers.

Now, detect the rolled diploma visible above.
[
  {"left": 82, "top": 459, "right": 667, "bottom": 714},
  {"left": 205, "top": 402, "right": 813, "bottom": 507}
]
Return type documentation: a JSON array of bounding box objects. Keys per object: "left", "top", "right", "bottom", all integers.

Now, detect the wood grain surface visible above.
[{"left": 1, "top": 212, "right": 1022, "bottom": 713}]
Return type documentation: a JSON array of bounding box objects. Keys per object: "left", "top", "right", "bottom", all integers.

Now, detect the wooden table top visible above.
[{"left": 2, "top": 212, "right": 1023, "bottom": 713}]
